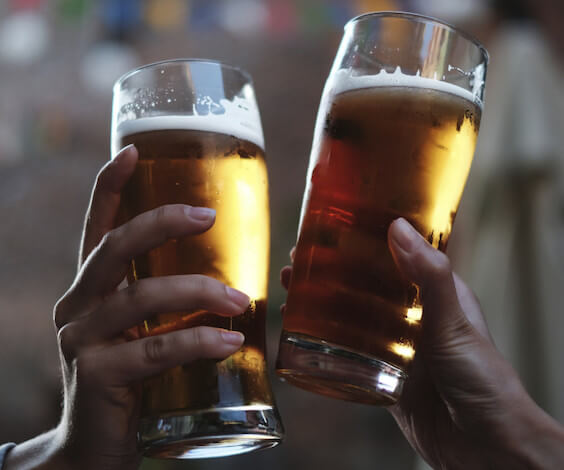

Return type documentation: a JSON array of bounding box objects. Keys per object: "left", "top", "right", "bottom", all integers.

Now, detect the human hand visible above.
[
  {"left": 385, "top": 218, "right": 540, "bottom": 469},
  {"left": 6, "top": 145, "right": 250, "bottom": 470},
  {"left": 280, "top": 218, "right": 564, "bottom": 469}
]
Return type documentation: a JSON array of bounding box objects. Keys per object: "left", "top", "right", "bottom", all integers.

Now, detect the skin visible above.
[
  {"left": 281, "top": 219, "right": 564, "bottom": 469},
  {"left": 4, "top": 147, "right": 564, "bottom": 469},
  {"left": 5, "top": 145, "right": 251, "bottom": 470}
]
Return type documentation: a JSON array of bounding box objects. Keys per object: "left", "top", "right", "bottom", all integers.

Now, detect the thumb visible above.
[
  {"left": 388, "top": 219, "right": 527, "bottom": 434},
  {"left": 387, "top": 218, "right": 478, "bottom": 357}
]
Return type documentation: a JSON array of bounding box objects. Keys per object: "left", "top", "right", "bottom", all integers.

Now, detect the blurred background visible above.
[{"left": 0, "top": 0, "right": 563, "bottom": 469}]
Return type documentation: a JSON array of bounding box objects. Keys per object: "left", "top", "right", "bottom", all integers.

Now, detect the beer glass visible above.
[
  {"left": 276, "top": 12, "right": 488, "bottom": 405},
  {"left": 111, "top": 60, "right": 283, "bottom": 458}
]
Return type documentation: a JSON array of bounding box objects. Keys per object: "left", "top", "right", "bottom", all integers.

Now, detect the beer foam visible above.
[
  {"left": 330, "top": 67, "right": 481, "bottom": 108},
  {"left": 116, "top": 96, "right": 265, "bottom": 149}
]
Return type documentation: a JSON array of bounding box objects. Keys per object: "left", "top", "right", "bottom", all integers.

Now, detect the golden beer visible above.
[
  {"left": 116, "top": 126, "right": 273, "bottom": 419},
  {"left": 111, "top": 58, "right": 283, "bottom": 459}
]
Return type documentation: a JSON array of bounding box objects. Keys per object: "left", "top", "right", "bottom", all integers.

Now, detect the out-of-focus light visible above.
[
  {"left": 327, "top": 2, "right": 355, "bottom": 29},
  {"left": 10, "top": 0, "right": 43, "bottom": 10},
  {"left": 405, "top": 306, "right": 422, "bottom": 324},
  {"left": 389, "top": 341, "right": 415, "bottom": 359},
  {"left": 58, "top": 0, "right": 91, "bottom": 21},
  {"left": 411, "top": 0, "right": 491, "bottom": 24},
  {"left": 0, "top": 11, "right": 49, "bottom": 65},
  {"left": 144, "top": 0, "right": 187, "bottom": 31},
  {"left": 267, "top": 1, "right": 298, "bottom": 36},
  {"left": 355, "top": 0, "right": 399, "bottom": 15},
  {"left": 219, "top": 0, "right": 268, "bottom": 35},
  {"left": 0, "top": 122, "right": 24, "bottom": 164},
  {"left": 189, "top": 0, "right": 219, "bottom": 30},
  {"left": 80, "top": 42, "right": 139, "bottom": 95},
  {"left": 101, "top": 0, "right": 141, "bottom": 35},
  {"left": 375, "top": 369, "right": 399, "bottom": 392}
]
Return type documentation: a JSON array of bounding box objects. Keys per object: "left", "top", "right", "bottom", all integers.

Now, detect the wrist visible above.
[
  {"left": 4, "top": 427, "right": 72, "bottom": 470},
  {"left": 490, "top": 388, "right": 564, "bottom": 469},
  {"left": 4, "top": 425, "right": 141, "bottom": 470}
]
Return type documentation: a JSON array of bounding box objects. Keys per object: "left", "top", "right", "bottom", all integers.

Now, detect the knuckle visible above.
[
  {"left": 57, "top": 323, "right": 77, "bottom": 360},
  {"left": 192, "top": 274, "right": 209, "bottom": 293},
  {"left": 143, "top": 336, "right": 166, "bottom": 364},
  {"left": 168, "top": 204, "right": 186, "bottom": 219},
  {"left": 75, "top": 353, "right": 96, "bottom": 385},
  {"left": 189, "top": 275, "right": 221, "bottom": 303},
  {"left": 191, "top": 327, "right": 204, "bottom": 348},
  {"left": 154, "top": 205, "right": 186, "bottom": 235},
  {"left": 190, "top": 326, "right": 215, "bottom": 351},
  {"left": 123, "top": 280, "right": 149, "bottom": 313},
  {"left": 53, "top": 296, "right": 69, "bottom": 329},
  {"left": 153, "top": 206, "right": 171, "bottom": 235},
  {"left": 125, "top": 279, "right": 142, "bottom": 300},
  {"left": 154, "top": 205, "right": 170, "bottom": 225},
  {"left": 99, "top": 229, "right": 117, "bottom": 255},
  {"left": 93, "top": 160, "right": 115, "bottom": 190},
  {"left": 94, "top": 166, "right": 106, "bottom": 189},
  {"left": 427, "top": 250, "right": 452, "bottom": 279},
  {"left": 97, "top": 227, "right": 125, "bottom": 261},
  {"left": 178, "top": 327, "right": 222, "bottom": 362}
]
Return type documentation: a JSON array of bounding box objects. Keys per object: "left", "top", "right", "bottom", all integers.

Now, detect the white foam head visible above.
[
  {"left": 330, "top": 67, "right": 481, "bottom": 108},
  {"left": 114, "top": 95, "right": 265, "bottom": 152}
]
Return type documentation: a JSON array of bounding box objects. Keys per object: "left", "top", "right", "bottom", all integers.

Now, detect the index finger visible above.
[{"left": 79, "top": 145, "right": 138, "bottom": 268}]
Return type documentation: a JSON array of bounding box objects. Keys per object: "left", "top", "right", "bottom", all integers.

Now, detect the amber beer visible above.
[
  {"left": 278, "top": 73, "right": 482, "bottom": 404},
  {"left": 113, "top": 119, "right": 277, "bottom": 456}
]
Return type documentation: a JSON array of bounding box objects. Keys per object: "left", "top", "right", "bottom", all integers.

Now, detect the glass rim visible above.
[
  {"left": 114, "top": 58, "right": 253, "bottom": 90},
  {"left": 346, "top": 11, "right": 489, "bottom": 64}
]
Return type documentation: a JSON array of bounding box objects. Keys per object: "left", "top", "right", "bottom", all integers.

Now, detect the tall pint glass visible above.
[
  {"left": 276, "top": 13, "right": 488, "bottom": 405},
  {"left": 111, "top": 60, "right": 283, "bottom": 459}
]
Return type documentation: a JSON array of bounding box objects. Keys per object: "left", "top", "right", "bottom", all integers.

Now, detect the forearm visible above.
[
  {"left": 3, "top": 428, "right": 70, "bottom": 470},
  {"left": 3, "top": 426, "right": 141, "bottom": 470},
  {"left": 490, "top": 392, "right": 564, "bottom": 470}
]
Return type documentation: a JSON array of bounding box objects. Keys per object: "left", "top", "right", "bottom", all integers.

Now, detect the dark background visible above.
[{"left": 1, "top": 1, "right": 563, "bottom": 469}]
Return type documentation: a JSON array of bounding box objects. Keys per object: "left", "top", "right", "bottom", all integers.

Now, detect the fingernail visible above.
[
  {"left": 221, "top": 330, "right": 245, "bottom": 345},
  {"left": 391, "top": 218, "right": 420, "bottom": 252},
  {"left": 114, "top": 144, "right": 136, "bottom": 162},
  {"left": 226, "top": 286, "right": 250, "bottom": 308},
  {"left": 187, "top": 206, "right": 216, "bottom": 221}
]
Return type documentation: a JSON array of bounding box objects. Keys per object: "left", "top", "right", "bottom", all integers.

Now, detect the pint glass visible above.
[
  {"left": 276, "top": 13, "right": 488, "bottom": 405},
  {"left": 111, "top": 60, "right": 283, "bottom": 458}
]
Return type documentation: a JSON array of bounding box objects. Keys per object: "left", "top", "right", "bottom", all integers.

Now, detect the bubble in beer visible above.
[{"left": 282, "top": 68, "right": 481, "bottom": 375}]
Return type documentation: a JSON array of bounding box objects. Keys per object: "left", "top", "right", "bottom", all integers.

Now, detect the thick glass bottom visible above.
[
  {"left": 139, "top": 405, "right": 283, "bottom": 459},
  {"left": 276, "top": 331, "right": 406, "bottom": 406}
]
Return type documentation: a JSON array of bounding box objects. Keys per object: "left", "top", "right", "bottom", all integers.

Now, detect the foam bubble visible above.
[
  {"left": 330, "top": 67, "right": 481, "bottom": 108},
  {"left": 115, "top": 95, "right": 265, "bottom": 150}
]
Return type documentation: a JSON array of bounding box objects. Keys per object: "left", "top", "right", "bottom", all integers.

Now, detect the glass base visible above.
[
  {"left": 276, "top": 331, "right": 406, "bottom": 406},
  {"left": 139, "top": 405, "right": 283, "bottom": 459}
]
